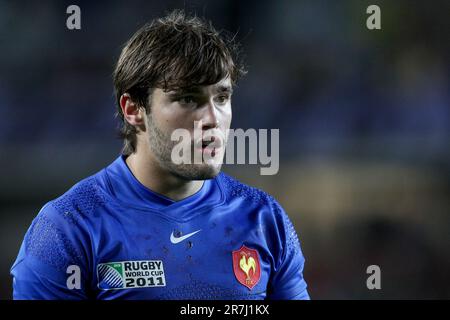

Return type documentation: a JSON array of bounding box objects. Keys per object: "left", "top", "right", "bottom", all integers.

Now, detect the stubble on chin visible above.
[{"left": 145, "top": 114, "right": 224, "bottom": 181}]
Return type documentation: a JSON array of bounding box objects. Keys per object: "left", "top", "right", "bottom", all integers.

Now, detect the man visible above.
[{"left": 11, "top": 10, "right": 309, "bottom": 300}]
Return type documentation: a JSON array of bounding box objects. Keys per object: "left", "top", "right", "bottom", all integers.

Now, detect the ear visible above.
[{"left": 119, "top": 93, "right": 145, "bottom": 127}]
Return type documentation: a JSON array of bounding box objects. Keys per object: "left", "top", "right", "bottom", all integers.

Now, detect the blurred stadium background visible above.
[{"left": 0, "top": 0, "right": 449, "bottom": 299}]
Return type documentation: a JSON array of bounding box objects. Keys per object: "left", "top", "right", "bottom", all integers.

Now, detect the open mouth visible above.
[
  {"left": 196, "top": 135, "right": 223, "bottom": 157},
  {"left": 201, "top": 140, "right": 211, "bottom": 149},
  {"left": 205, "top": 136, "right": 222, "bottom": 147}
]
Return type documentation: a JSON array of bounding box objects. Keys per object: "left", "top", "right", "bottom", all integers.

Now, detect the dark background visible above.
[{"left": 1, "top": 0, "right": 449, "bottom": 299}]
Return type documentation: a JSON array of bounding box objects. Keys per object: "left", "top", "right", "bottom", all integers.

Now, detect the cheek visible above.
[
  {"left": 156, "top": 105, "right": 191, "bottom": 130},
  {"left": 221, "top": 107, "right": 232, "bottom": 128}
]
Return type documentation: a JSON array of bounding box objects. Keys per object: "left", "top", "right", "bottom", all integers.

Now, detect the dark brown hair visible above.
[{"left": 113, "top": 9, "right": 247, "bottom": 155}]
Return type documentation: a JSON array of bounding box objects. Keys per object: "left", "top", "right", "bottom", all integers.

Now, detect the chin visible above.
[{"left": 172, "top": 163, "right": 222, "bottom": 181}]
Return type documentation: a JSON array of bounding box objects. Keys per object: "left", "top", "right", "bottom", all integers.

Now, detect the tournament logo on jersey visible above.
[
  {"left": 97, "top": 260, "right": 166, "bottom": 290},
  {"left": 232, "top": 245, "right": 261, "bottom": 290}
]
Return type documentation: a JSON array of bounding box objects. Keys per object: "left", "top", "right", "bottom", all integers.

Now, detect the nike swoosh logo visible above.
[{"left": 170, "top": 230, "right": 201, "bottom": 244}]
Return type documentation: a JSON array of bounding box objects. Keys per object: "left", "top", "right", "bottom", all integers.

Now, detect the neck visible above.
[{"left": 125, "top": 151, "right": 204, "bottom": 202}]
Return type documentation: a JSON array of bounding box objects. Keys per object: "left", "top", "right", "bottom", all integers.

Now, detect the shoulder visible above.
[
  {"left": 217, "top": 172, "right": 288, "bottom": 217},
  {"left": 217, "top": 172, "right": 276, "bottom": 208},
  {"left": 22, "top": 172, "right": 106, "bottom": 270},
  {"left": 217, "top": 172, "right": 301, "bottom": 250},
  {"left": 216, "top": 172, "right": 292, "bottom": 224},
  {"left": 49, "top": 172, "right": 107, "bottom": 219}
]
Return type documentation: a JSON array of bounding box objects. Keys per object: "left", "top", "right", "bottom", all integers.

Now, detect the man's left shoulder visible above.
[{"left": 216, "top": 172, "right": 283, "bottom": 213}]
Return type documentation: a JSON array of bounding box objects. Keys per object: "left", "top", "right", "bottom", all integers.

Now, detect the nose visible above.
[{"left": 200, "top": 101, "right": 219, "bottom": 130}]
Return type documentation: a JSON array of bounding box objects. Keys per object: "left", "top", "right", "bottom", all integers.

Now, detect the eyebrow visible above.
[
  {"left": 216, "top": 85, "right": 233, "bottom": 94},
  {"left": 169, "top": 85, "right": 233, "bottom": 95}
]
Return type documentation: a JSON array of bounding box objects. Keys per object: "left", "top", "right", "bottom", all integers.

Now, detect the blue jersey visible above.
[{"left": 11, "top": 155, "right": 309, "bottom": 300}]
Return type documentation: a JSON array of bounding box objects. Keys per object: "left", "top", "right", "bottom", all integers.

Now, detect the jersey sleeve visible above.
[
  {"left": 267, "top": 200, "right": 310, "bottom": 300},
  {"left": 10, "top": 202, "right": 89, "bottom": 300}
]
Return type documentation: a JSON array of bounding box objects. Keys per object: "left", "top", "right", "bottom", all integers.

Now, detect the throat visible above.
[{"left": 125, "top": 153, "right": 204, "bottom": 201}]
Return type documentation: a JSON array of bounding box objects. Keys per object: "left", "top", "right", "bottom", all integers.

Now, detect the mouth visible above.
[{"left": 196, "top": 135, "right": 223, "bottom": 157}]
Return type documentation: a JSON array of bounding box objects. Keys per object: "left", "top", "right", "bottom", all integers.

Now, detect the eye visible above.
[
  {"left": 177, "top": 95, "right": 196, "bottom": 106},
  {"left": 215, "top": 95, "right": 230, "bottom": 105}
]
